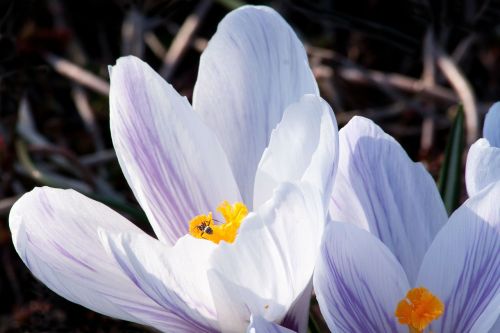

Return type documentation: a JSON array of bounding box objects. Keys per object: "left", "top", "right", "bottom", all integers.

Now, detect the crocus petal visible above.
[
  {"left": 314, "top": 222, "right": 409, "bottom": 333},
  {"left": 193, "top": 6, "right": 318, "bottom": 204},
  {"left": 254, "top": 94, "right": 338, "bottom": 211},
  {"left": 9, "top": 187, "right": 182, "bottom": 332},
  {"left": 329, "top": 116, "right": 447, "bottom": 284},
  {"left": 208, "top": 182, "right": 324, "bottom": 332},
  {"left": 247, "top": 315, "right": 296, "bottom": 333},
  {"left": 487, "top": 317, "right": 500, "bottom": 333},
  {"left": 471, "top": 299, "right": 500, "bottom": 333},
  {"left": 110, "top": 56, "right": 241, "bottom": 246},
  {"left": 279, "top": 282, "right": 313, "bottom": 333},
  {"left": 483, "top": 102, "right": 500, "bottom": 147},
  {"left": 417, "top": 181, "right": 500, "bottom": 333},
  {"left": 465, "top": 138, "right": 500, "bottom": 196},
  {"left": 102, "top": 231, "right": 219, "bottom": 332}
]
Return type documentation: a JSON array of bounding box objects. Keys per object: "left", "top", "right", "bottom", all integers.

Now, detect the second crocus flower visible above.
[{"left": 315, "top": 116, "right": 499, "bottom": 333}]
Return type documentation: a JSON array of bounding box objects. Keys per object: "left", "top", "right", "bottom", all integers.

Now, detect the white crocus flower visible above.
[
  {"left": 466, "top": 102, "right": 500, "bottom": 196},
  {"left": 466, "top": 102, "right": 500, "bottom": 332},
  {"left": 10, "top": 6, "right": 339, "bottom": 333},
  {"left": 313, "top": 116, "right": 499, "bottom": 333}
]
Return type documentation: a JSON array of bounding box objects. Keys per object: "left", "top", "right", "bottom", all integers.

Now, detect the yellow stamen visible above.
[
  {"left": 395, "top": 287, "right": 444, "bottom": 333},
  {"left": 188, "top": 201, "right": 248, "bottom": 244}
]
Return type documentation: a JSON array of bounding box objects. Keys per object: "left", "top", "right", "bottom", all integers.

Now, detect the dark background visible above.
[{"left": 0, "top": 0, "right": 499, "bottom": 331}]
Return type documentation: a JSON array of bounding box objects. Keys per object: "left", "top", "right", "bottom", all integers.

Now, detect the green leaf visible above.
[
  {"left": 308, "top": 314, "right": 321, "bottom": 333},
  {"left": 438, "top": 105, "right": 465, "bottom": 215}
]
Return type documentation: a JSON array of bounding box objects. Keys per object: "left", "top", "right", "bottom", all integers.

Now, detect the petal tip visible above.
[{"left": 484, "top": 102, "right": 500, "bottom": 147}]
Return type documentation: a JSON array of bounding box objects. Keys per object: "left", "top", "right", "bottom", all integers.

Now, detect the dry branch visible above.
[{"left": 44, "top": 53, "right": 110, "bottom": 96}]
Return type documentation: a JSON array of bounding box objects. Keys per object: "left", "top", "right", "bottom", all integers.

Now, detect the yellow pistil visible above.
[
  {"left": 188, "top": 201, "right": 248, "bottom": 244},
  {"left": 395, "top": 287, "right": 444, "bottom": 333}
]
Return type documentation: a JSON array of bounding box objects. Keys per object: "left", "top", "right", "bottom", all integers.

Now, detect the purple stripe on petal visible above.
[
  {"left": 9, "top": 187, "right": 183, "bottom": 332},
  {"left": 110, "top": 56, "right": 241, "bottom": 246},
  {"left": 418, "top": 182, "right": 500, "bottom": 332},
  {"left": 314, "top": 222, "right": 409, "bottom": 333},
  {"left": 193, "top": 6, "right": 318, "bottom": 204},
  {"left": 102, "top": 231, "right": 219, "bottom": 333},
  {"left": 330, "top": 116, "right": 447, "bottom": 285}
]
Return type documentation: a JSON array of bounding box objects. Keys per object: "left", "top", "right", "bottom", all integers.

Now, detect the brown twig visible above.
[
  {"left": 44, "top": 53, "right": 110, "bottom": 96},
  {"left": 159, "top": 0, "right": 212, "bottom": 80},
  {"left": 121, "top": 8, "right": 145, "bottom": 57},
  {"left": 436, "top": 47, "right": 479, "bottom": 145},
  {"left": 71, "top": 85, "right": 105, "bottom": 151},
  {"left": 144, "top": 31, "right": 168, "bottom": 59},
  {"left": 420, "top": 29, "right": 437, "bottom": 155},
  {"left": 337, "top": 67, "right": 458, "bottom": 104},
  {"left": 146, "top": 28, "right": 208, "bottom": 62},
  {"left": 452, "top": 34, "right": 478, "bottom": 65},
  {"left": 308, "top": 44, "right": 459, "bottom": 104}
]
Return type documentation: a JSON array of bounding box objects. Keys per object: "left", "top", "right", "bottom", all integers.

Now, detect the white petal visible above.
[
  {"left": 417, "top": 181, "right": 500, "bottom": 333},
  {"left": 254, "top": 94, "right": 338, "bottom": 211},
  {"left": 209, "top": 182, "right": 324, "bottom": 332},
  {"left": 483, "top": 102, "right": 500, "bottom": 147},
  {"left": 193, "top": 6, "right": 318, "bottom": 204},
  {"left": 247, "top": 315, "right": 296, "bottom": 333},
  {"left": 9, "top": 187, "right": 184, "bottom": 332},
  {"left": 102, "top": 231, "right": 219, "bottom": 332},
  {"left": 329, "top": 116, "right": 447, "bottom": 284},
  {"left": 110, "top": 56, "right": 241, "bottom": 246},
  {"left": 313, "top": 222, "right": 409, "bottom": 333},
  {"left": 465, "top": 138, "right": 500, "bottom": 196}
]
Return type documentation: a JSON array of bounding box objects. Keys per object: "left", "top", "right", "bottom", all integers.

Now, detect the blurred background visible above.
[{"left": 0, "top": 0, "right": 499, "bottom": 331}]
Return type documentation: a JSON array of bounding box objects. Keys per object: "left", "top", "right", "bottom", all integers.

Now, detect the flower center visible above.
[
  {"left": 395, "top": 287, "right": 444, "bottom": 333},
  {"left": 188, "top": 201, "right": 248, "bottom": 244}
]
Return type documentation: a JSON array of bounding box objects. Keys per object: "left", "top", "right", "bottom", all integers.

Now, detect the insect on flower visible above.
[{"left": 196, "top": 220, "right": 213, "bottom": 237}]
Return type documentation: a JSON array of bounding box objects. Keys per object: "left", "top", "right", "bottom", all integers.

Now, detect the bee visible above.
[{"left": 196, "top": 220, "right": 213, "bottom": 238}]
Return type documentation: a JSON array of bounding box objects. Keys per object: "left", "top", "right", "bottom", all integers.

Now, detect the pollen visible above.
[
  {"left": 395, "top": 287, "right": 444, "bottom": 332},
  {"left": 188, "top": 201, "right": 248, "bottom": 244}
]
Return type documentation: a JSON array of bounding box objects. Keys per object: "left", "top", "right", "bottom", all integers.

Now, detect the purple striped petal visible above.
[
  {"left": 314, "top": 222, "right": 408, "bottom": 333},
  {"left": 110, "top": 56, "right": 241, "bottom": 246},
  {"left": 466, "top": 139, "right": 500, "bottom": 197},
  {"left": 247, "top": 315, "right": 296, "bottom": 333},
  {"left": 254, "top": 94, "right": 338, "bottom": 212},
  {"left": 330, "top": 116, "right": 447, "bottom": 284},
  {"left": 417, "top": 181, "right": 500, "bottom": 333},
  {"left": 9, "top": 187, "right": 191, "bottom": 332},
  {"left": 101, "top": 231, "right": 219, "bottom": 332},
  {"left": 483, "top": 102, "right": 500, "bottom": 147},
  {"left": 193, "top": 6, "right": 318, "bottom": 205}
]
